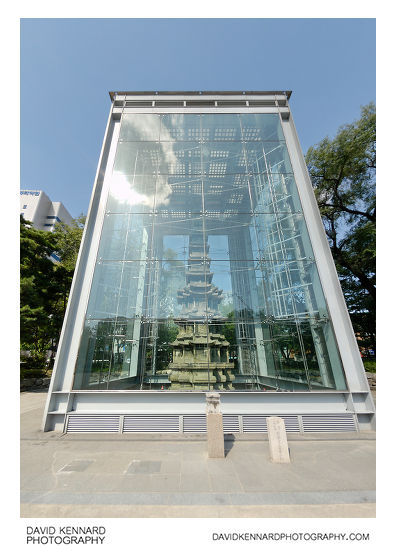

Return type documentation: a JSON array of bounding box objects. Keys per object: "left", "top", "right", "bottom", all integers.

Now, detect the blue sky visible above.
[{"left": 20, "top": 18, "right": 376, "bottom": 218}]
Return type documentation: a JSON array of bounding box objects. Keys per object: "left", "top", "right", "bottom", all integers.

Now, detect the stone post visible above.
[
  {"left": 266, "top": 416, "right": 290, "bottom": 463},
  {"left": 206, "top": 392, "right": 224, "bottom": 458}
]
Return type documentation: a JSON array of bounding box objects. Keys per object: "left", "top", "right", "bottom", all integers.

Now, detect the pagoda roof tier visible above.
[
  {"left": 187, "top": 265, "right": 212, "bottom": 271},
  {"left": 167, "top": 362, "right": 232, "bottom": 371},
  {"left": 178, "top": 282, "right": 222, "bottom": 291},
  {"left": 171, "top": 335, "right": 230, "bottom": 346},
  {"left": 178, "top": 312, "right": 224, "bottom": 320},
  {"left": 188, "top": 257, "right": 209, "bottom": 262},
  {"left": 186, "top": 275, "right": 214, "bottom": 283},
  {"left": 180, "top": 291, "right": 222, "bottom": 298},
  {"left": 185, "top": 276, "right": 215, "bottom": 285},
  {"left": 173, "top": 316, "right": 229, "bottom": 324}
]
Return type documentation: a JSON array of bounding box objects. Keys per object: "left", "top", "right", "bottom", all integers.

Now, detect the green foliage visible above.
[
  {"left": 222, "top": 312, "right": 237, "bottom": 346},
  {"left": 305, "top": 103, "right": 376, "bottom": 352},
  {"left": 52, "top": 214, "right": 85, "bottom": 271},
  {"left": 156, "top": 322, "right": 180, "bottom": 370},
  {"left": 363, "top": 360, "right": 376, "bottom": 373},
  {"left": 20, "top": 214, "right": 85, "bottom": 372},
  {"left": 20, "top": 216, "right": 58, "bottom": 360},
  {"left": 20, "top": 368, "right": 48, "bottom": 380}
]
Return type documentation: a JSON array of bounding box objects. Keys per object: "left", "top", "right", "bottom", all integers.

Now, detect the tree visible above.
[
  {"left": 51, "top": 215, "right": 85, "bottom": 325},
  {"left": 52, "top": 214, "right": 86, "bottom": 271},
  {"left": 305, "top": 103, "right": 376, "bottom": 353},
  {"left": 20, "top": 216, "right": 59, "bottom": 371},
  {"left": 20, "top": 214, "right": 85, "bottom": 375}
]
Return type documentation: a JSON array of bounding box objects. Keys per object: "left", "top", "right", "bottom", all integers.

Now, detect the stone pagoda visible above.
[{"left": 168, "top": 234, "right": 235, "bottom": 390}]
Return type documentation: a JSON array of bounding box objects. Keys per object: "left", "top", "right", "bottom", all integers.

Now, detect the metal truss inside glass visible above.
[{"left": 72, "top": 113, "right": 347, "bottom": 392}]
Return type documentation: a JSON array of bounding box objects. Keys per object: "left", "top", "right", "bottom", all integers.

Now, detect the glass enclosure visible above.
[{"left": 73, "top": 113, "right": 347, "bottom": 391}]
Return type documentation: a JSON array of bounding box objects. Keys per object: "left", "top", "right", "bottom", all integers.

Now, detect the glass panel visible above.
[
  {"left": 98, "top": 213, "right": 153, "bottom": 261},
  {"left": 202, "top": 142, "right": 247, "bottom": 176},
  {"left": 264, "top": 319, "right": 310, "bottom": 389},
  {"left": 120, "top": 114, "right": 160, "bottom": 141},
  {"left": 73, "top": 317, "right": 144, "bottom": 390},
  {"left": 201, "top": 114, "right": 242, "bottom": 141},
  {"left": 251, "top": 213, "right": 314, "bottom": 262},
  {"left": 106, "top": 174, "right": 157, "bottom": 213},
  {"left": 260, "top": 316, "right": 346, "bottom": 391},
  {"left": 245, "top": 142, "right": 293, "bottom": 174},
  {"left": 240, "top": 113, "right": 284, "bottom": 141},
  {"left": 250, "top": 173, "right": 303, "bottom": 213},
  {"left": 203, "top": 176, "right": 251, "bottom": 214},
  {"left": 152, "top": 214, "right": 205, "bottom": 260},
  {"left": 85, "top": 262, "right": 123, "bottom": 320},
  {"left": 114, "top": 142, "right": 159, "bottom": 175},
  {"left": 85, "top": 261, "right": 147, "bottom": 320},
  {"left": 156, "top": 176, "right": 203, "bottom": 213},
  {"left": 158, "top": 142, "right": 201, "bottom": 175},
  {"left": 160, "top": 114, "right": 201, "bottom": 141},
  {"left": 258, "top": 259, "right": 327, "bottom": 318}
]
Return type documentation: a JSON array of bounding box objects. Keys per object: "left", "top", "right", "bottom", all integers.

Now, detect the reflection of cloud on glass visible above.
[
  {"left": 123, "top": 113, "right": 178, "bottom": 166},
  {"left": 156, "top": 175, "right": 172, "bottom": 206},
  {"left": 110, "top": 174, "right": 155, "bottom": 208},
  {"left": 110, "top": 173, "right": 173, "bottom": 208},
  {"left": 121, "top": 114, "right": 160, "bottom": 141},
  {"left": 158, "top": 121, "right": 177, "bottom": 157},
  {"left": 116, "top": 114, "right": 185, "bottom": 206}
]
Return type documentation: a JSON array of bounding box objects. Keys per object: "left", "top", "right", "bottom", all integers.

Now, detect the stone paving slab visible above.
[
  {"left": 20, "top": 391, "right": 376, "bottom": 518},
  {"left": 21, "top": 489, "right": 375, "bottom": 506},
  {"left": 20, "top": 503, "right": 376, "bottom": 518}
]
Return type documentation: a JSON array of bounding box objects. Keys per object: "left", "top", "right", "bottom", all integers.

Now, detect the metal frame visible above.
[{"left": 42, "top": 91, "right": 375, "bottom": 433}]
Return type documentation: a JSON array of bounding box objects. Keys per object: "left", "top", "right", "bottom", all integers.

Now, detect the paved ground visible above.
[{"left": 21, "top": 390, "right": 376, "bottom": 518}]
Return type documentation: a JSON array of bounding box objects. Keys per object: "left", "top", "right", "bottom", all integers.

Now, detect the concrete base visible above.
[{"left": 207, "top": 413, "right": 225, "bottom": 458}]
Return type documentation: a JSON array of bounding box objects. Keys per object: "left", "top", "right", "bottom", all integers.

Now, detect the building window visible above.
[{"left": 23, "top": 205, "right": 27, "bottom": 209}]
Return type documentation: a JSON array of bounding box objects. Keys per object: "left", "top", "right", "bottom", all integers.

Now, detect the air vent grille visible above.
[
  {"left": 185, "top": 100, "right": 216, "bottom": 107},
  {"left": 66, "top": 414, "right": 120, "bottom": 433},
  {"left": 249, "top": 100, "right": 277, "bottom": 107},
  {"left": 222, "top": 414, "right": 240, "bottom": 433},
  {"left": 183, "top": 414, "right": 207, "bottom": 433},
  {"left": 123, "top": 414, "right": 179, "bottom": 433},
  {"left": 125, "top": 101, "right": 153, "bottom": 107},
  {"left": 242, "top": 415, "right": 300, "bottom": 433},
  {"left": 64, "top": 413, "right": 358, "bottom": 434},
  {"left": 155, "top": 101, "right": 185, "bottom": 107},
  {"left": 113, "top": 99, "right": 289, "bottom": 109},
  {"left": 217, "top": 101, "right": 248, "bottom": 107},
  {"left": 302, "top": 414, "right": 356, "bottom": 432}
]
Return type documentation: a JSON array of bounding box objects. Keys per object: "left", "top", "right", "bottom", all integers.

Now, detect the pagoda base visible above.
[{"left": 168, "top": 363, "right": 235, "bottom": 390}]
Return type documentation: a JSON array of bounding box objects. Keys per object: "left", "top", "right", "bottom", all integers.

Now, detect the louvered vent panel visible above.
[
  {"left": 242, "top": 415, "right": 268, "bottom": 433},
  {"left": 222, "top": 415, "right": 240, "bottom": 433},
  {"left": 125, "top": 101, "right": 153, "bottom": 107},
  {"left": 302, "top": 414, "right": 356, "bottom": 432},
  {"left": 155, "top": 101, "right": 184, "bottom": 107},
  {"left": 123, "top": 415, "right": 179, "bottom": 433},
  {"left": 185, "top": 100, "right": 216, "bottom": 107},
  {"left": 66, "top": 415, "right": 120, "bottom": 433},
  {"left": 278, "top": 415, "right": 300, "bottom": 433},
  {"left": 242, "top": 415, "right": 299, "bottom": 433},
  {"left": 248, "top": 100, "right": 277, "bottom": 106},
  {"left": 183, "top": 415, "right": 207, "bottom": 433}
]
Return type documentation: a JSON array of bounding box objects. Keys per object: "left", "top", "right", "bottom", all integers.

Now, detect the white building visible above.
[{"left": 20, "top": 190, "right": 73, "bottom": 231}]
